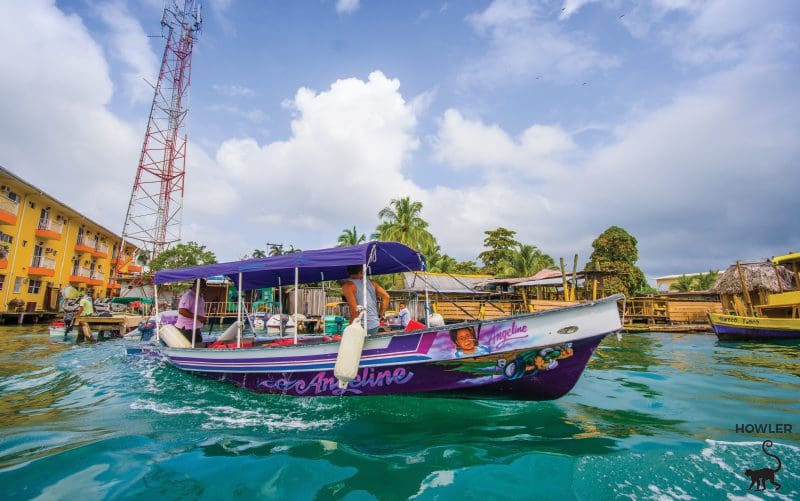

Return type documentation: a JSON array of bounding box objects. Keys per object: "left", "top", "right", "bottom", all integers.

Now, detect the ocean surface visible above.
[{"left": 0, "top": 325, "right": 798, "bottom": 500}]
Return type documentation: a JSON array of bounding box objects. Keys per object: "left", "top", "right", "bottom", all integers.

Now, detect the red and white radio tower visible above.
[{"left": 121, "top": 1, "right": 202, "bottom": 260}]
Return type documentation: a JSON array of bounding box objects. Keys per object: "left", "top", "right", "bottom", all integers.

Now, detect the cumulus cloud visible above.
[
  {"left": 0, "top": 0, "right": 140, "bottom": 229},
  {"left": 336, "top": 0, "right": 360, "bottom": 15},
  {"left": 461, "top": 0, "right": 620, "bottom": 87},
  {"left": 94, "top": 1, "right": 159, "bottom": 103},
  {"left": 185, "top": 71, "right": 423, "bottom": 256},
  {"left": 432, "top": 110, "right": 576, "bottom": 177}
]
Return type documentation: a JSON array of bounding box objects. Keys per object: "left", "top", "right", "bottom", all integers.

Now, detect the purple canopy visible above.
[{"left": 153, "top": 241, "right": 426, "bottom": 290}]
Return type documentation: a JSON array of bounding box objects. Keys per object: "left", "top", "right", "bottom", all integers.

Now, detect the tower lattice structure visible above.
[{"left": 121, "top": 1, "right": 202, "bottom": 263}]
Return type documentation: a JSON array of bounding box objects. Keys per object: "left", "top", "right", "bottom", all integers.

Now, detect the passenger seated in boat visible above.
[
  {"left": 176, "top": 279, "right": 208, "bottom": 346},
  {"left": 341, "top": 265, "right": 390, "bottom": 335},
  {"left": 450, "top": 326, "right": 489, "bottom": 358}
]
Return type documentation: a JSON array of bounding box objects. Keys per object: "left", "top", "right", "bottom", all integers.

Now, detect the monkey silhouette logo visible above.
[{"left": 744, "top": 440, "right": 781, "bottom": 491}]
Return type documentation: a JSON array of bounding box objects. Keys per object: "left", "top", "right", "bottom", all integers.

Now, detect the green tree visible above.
[
  {"left": 251, "top": 249, "right": 267, "bottom": 258},
  {"left": 337, "top": 226, "right": 366, "bottom": 247},
  {"left": 478, "top": 227, "right": 519, "bottom": 275},
  {"left": 427, "top": 253, "right": 458, "bottom": 273},
  {"left": 669, "top": 274, "right": 696, "bottom": 292},
  {"left": 585, "top": 226, "right": 647, "bottom": 296},
  {"left": 148, "top": 241, "right": 217, "bottom": 272},
  {"left": 372, "top": 197, "right": 437, "bottom": 256},
  {"left": 694, "top": 270, "right": 719, "bottom": 290},
  {"left": 268, "top": 244, "right": 284, "bottom": 256},
  {"left": 452, "top": 260, "right": 483, "bottom": 275},
  {"left": 499, "top": 244, "right": 555, "bottom": 278}
]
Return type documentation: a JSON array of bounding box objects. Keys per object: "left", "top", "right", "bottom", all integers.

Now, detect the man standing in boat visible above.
[
  {"left": 342, "top": 265, "right": 390, "bottom": 335},
  {"left": 398, "top": 302, "right": 411, "bottom": 328},
  {"left": 176, "top": 279, "right": 208, "bottom": 346}
]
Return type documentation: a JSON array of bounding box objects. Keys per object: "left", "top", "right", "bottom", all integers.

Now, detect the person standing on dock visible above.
[
  {"left": 75, "top": 291, "right": 95, "bottom": 342},
  {"left": 176, "top": 279, "right": 208, "bottom": 346},
  {"left": 342, "top": 265, "right": 390, "bottom": 335}
]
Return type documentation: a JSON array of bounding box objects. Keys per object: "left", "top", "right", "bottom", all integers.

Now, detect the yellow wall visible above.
[{"left": 0, "top": 173, "right": 138, "bottom": 311}]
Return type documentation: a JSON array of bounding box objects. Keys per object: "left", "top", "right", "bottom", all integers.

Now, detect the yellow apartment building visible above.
[{"left": 0, "top": 166, "right": 141, "bottom": 313}]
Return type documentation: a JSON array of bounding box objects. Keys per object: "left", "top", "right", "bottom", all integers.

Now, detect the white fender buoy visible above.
[
  {"left": 160, "top": 324, "right": 193, "bottom": 348},
  {"left": 333, "top": 321, "right": 366, "bottom": 389},
  {"left": 428, "top": 313, "right": 445, "bottom": 327},
  {"left": 216, "top": 320, "right": 241, "bottom": 342}
]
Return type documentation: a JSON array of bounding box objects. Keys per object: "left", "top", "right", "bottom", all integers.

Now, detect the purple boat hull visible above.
[
  {"left": 191, "top": 334, "right": 606, "bottom": 399},
  {"left": 711, "top": 324, "right": 800, "bottom": 341}
]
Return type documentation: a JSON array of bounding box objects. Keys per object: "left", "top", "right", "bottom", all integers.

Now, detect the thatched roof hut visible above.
[{"left": 710, "top": 262, "right": 795, "bottom": 295}]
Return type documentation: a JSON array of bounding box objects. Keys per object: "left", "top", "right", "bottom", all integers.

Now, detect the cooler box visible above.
[{"left": 324, "top": 315, "right": 346, "bottom": 334}]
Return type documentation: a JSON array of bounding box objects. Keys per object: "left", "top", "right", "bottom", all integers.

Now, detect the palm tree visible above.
[
  {"left": 372, "top": 197, "right": 437, "bottom": 255},
  {"left": 252, "top": 249, "right": 266, "bottom": 258},
  {"left": 670, "top": 274, "right": 696, "bottom": 292},
  {"left": 428, "top": 253, "right": 458, "bottom": 273},
  {"left": 268, "top": 244, "right": 284, "bottom": 256},
  {"left": 500, "top": 244, "right": 555, "bottom": 278},
  {"left": 337, "top": 226, "right": 366, "bottom": 247}
]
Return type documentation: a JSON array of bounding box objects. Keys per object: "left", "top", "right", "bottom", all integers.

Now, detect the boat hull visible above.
[
  {"left": 708, "top": 313, "right": 800, "bottom": 341},
  {"left": 156, "top": 295, "right": 623, "bottom": 399}
]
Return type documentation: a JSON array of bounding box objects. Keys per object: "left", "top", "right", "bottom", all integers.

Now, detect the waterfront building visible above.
[{"left": 0, "top": 166, "right": 141, "bottom": 313}]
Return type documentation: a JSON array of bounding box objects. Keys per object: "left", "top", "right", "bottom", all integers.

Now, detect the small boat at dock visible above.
[
  {"left": 708, "top": 253, "right": 800, "bottom": 341},
  {"left": 142, "top": 242, "right": 624, "bottom": 399}
]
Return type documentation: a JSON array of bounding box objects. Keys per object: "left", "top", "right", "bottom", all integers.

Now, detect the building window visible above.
[
  {"left": 13, "top": 277, "right": 22, "bottom": 293},
  {"left": 28, "top": 279, "right": 42, "bottom": 294},
  {"left": 0, "top": 231, "right": 12, "bottom": 245},
  {"left": 0, "top": 275, "right": 5, "bottom": 291}
]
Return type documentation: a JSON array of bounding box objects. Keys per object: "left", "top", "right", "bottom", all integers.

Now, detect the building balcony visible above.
[
  {"left": 90, "top": 242, "right": 109, "bottom": 258},
  {"left": 107, "top": 280, "right": 121, "bottom": 289},
  {"left": 0, "top": 257, "right": 7, "bottom": 269},
  {"left": 128, "top": 264, "right": 142, "bottom": 273},
  {"left": 74, "top": 236, "right": 94, "bottom": 254},
  {"left": 0, "top": 197, "right": 18, "bottom": 225},
  {"left": 69, "top": 267, "right": 92, "bottom": 284},
  {"left": 88, "top": 271, "right": 105, "bottom": 286},
  {"left": 35, "top": 218, "right": 64, "bottom": 240},
  {"left": 29, "top": 256, "right": 56, "bottom": 277}
]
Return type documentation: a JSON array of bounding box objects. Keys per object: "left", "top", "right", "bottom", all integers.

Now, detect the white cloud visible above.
[
  {"left": 212, "top": 84, "right": 256, "bottom": 97},
  {"left": 558, "top": 0, "right": 600, "bottom": 20},
  {"left": 185, "top": 71, "right": 423, "bottom": 257},
  {"left": 461, "top": 0, "right": 620, "bottom": 86},
  {"left": 433, "top": 109, "right": 576, "bottom": 173},
  {"left": 336, "top": 0, "right": 360, "bottom": 15},
  {"left": 0, "top": 0, "right": 140, "bottom": 230},
  {"left": 94, "top": 1, "right": 159, "bottom": 103}
]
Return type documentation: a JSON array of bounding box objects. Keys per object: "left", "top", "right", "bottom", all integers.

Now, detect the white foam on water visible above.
[
  {"left": 410, "top": 470, "right": 455, "bottom": 499},
  {"left": 319, "top": 439, "right": 337, "bottom": 452},
  {"left": 707, "top": 439, "right": 800, "bottom": 453}
]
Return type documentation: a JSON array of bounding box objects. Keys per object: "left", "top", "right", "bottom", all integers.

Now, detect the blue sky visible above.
[{"left": 1, "top": 0, "right": 799, "bottom": 279}]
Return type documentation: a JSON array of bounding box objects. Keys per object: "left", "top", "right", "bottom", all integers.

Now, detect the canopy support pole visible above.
[
  {"left": 237, "top": 272, "right": 243, "bottom": 348},
  {"left": 192, "top": 278, "right": 200, "bottom": 348},
  {"left": 320, "top": 272, "right": 325, "bottom": 319},
  {"left": 424, "top": 282, "right": 430, "bottom": 328},
  {"left": 294, "top": 267, "right": 299, "bottom": 345},
  {"left": 154, "top": 282, "right": 160, "bottom": 342},
  {"left": 362, "top": 263, "right": 368, "bottom": 332}
]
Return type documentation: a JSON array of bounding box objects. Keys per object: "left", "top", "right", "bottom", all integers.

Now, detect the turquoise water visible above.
[{"left": 0, "top": 326, "right": 798, "bottom": 500}]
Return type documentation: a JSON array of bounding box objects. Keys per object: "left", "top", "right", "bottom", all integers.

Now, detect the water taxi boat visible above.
[{"left": 142, "top": 242, "right": 624, "bottom": 399}]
